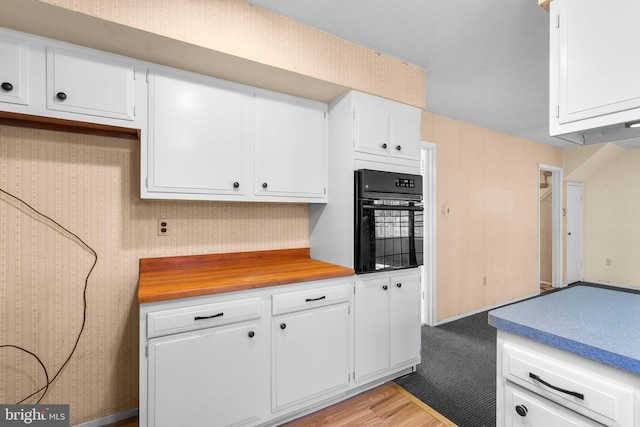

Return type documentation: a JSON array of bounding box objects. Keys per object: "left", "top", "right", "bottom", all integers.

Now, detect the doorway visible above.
[
  {"left": 538, "top": 164, "right": 563, "bottom": 292},
  {"left": 539, "top": 170, "right": 553, "bottom": 292}
]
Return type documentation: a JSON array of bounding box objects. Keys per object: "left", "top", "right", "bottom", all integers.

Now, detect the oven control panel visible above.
[{"left": 395, "top": 178, "right": 416, "bottom": 188}]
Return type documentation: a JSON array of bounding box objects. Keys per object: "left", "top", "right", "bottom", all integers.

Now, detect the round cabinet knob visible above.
[
  {"left": 233, "top": 181, "right": 240, "bottom": 188},
  {"left": 396, "top": 145, "right": 402, "bottom": 151},
  {"left": 396, "top": 282, "right": 402, "bottom": 288},
  {"left": 515, "top": 405, "right": 528, "bottom": 417},
  {"left": 262, "top": 182, "right": 268, "bottom": 189},
  {"left": 381, "top": 143, "right": 388, "bottom": 149},
  {"left": 248, "top": 331, "right": 255, "bottom": 338},
  {"left": 280, "top": 323, "right": 286, "bottom": 330},
  {"left": 382, "top": 285, "right": 388, "bottom": 291},
  {"left": 1, "top": 82, "right": 13, "bottom": 92},
  {"left": 56, "top": 92, "right": 67, "bottom": 101}
]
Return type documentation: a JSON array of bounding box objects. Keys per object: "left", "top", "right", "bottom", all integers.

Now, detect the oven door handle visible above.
[{"left": 362, "top": 205, "right": 423, "bottom": 212}]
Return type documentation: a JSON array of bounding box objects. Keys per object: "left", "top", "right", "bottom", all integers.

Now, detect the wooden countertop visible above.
[{"left": 138, "top": 248, "right": 355, "bottom": 303}]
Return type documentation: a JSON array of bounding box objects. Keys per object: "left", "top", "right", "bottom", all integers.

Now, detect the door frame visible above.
[
  {"left": 421, "top": 142, "right": 436, "bottom": 325},
  {"left": 538, "top": 164, "right": 564, "bottom": 289}
]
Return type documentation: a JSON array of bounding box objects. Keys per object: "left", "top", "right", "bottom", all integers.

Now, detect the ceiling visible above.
[{"left": 244, "top": 0, "right": 576, "bottom": 149}]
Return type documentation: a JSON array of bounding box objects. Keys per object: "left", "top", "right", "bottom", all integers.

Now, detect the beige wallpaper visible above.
[
  {"left": 35, "top": 0, "right": 425, "bottom": 108},
  {"left": 0, "top": 125, "right": 308, "bottom": 423},
  {"left": 422, "top": 112, "right": 563, "bottom": 321},
  {"left": 564, "top": 144, "right": 640, "bottom": 287}
]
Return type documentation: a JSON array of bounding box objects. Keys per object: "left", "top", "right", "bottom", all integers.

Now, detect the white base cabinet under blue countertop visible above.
[{"left": 489, "top": 286, "right": 640, "bottom": 427}]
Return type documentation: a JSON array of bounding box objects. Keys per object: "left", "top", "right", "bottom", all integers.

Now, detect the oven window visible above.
[{"left": 360, "top": 200, "right": 423, "bottom": 272}]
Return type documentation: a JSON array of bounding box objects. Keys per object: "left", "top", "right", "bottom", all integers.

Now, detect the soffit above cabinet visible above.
[{"left": 0, "top": 0, "right": 348, "bottom": 104}]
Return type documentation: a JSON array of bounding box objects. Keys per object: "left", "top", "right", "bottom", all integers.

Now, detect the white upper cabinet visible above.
[
  {"left": 0, "top": 33, "right": 29, "bottom": 106},
  {"left": 550, "top": 0, "right": 640, "bottom": 143},
  {"left": 352, "top": 91, "right": 421, "bottom": 161},
  {"left": 144, "top": 69, "right": 328, "bottom": 203},
  {"left": 254, "top": 91, "right": 326, "bottom": 200},
  {"left": 147, "top": 69, "right": 251, "bottom": 197},
  {"left": 46, "top": 47, "right": 136, "bottom": 121}
]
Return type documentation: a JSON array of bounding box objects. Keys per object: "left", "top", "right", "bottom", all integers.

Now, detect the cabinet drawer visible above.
[
  {"left": 147, "top": 297, "right": 261, "bottom": 338},
  {"left": 272, "top": 283, "right": 350, "bottom": 315},
  {"left": 505, "top": 382, "right": 602, "bottom": 426},
  {"left": 502, "top": 343, "right": 634, "bottom": 426}
]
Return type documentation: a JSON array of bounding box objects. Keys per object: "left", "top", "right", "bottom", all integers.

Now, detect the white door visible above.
[{"left": 566, "top": 182, "right": 584, "bottom": 284}]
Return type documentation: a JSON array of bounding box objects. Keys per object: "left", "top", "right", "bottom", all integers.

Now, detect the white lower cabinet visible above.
[
  {"left": 497, "top": 331, "right": 640, "bottom": 427},
  {"left": 272, "top": 303, "right": 350, "bottom": 411},
  {"left": 354, "top": 269, "right": 421, "bottom": 383},
  {"left": 142, "top": 277, "right": 416, "bottom": 427},
  {"left": 148, "top": 321, "right": 265, "bottom": 427}
]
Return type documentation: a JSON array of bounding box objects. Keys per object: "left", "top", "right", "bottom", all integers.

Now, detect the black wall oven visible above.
[{"left": 354, "top": 169, "right": 424, "bottom": 274}]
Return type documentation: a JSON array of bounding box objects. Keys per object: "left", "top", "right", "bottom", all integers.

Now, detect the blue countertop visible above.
[{"left": 488, "top": 285, "right": 640, "bottom": 375}]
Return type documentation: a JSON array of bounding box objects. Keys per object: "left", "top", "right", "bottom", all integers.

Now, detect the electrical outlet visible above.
[
  {"left": 606, "top": 258, "right": 612, "bottom": 266},
  {"left": 157, "top": 219, "right": 170, "bottom": 236}
]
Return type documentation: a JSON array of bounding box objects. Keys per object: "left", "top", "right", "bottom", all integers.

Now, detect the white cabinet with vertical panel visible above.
[
  {"left": 271, "top": 282, "right": 350, "bottom": 412},
  {"left": 254, "top": 90, "right": 326, "bottom": 200},
  {"left": 354, "top": 269, "right": 421, "bottom": 383},
  {"left": 46, "top": 47, "right": 136, "bottom": 121},
  {"left": 0, "top": 32, "right": 29, "bottom": 106},
  {"left": 352, "top": 91, "right": 421, "bottom": 162},
  {"left": 146, "top": 69, "right": 252, "bottom": 197}
]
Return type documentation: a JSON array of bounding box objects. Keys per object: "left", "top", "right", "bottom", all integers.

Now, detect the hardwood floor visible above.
[
  {"left": 283, "top": 383, "right": 455, "bottom": 427},
  {"left": 105, "top": 383, "right": 455, "bottom": 427}
]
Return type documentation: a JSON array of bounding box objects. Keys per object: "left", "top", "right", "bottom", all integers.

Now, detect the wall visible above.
[
  {"left": 564, "top": 144, "right": 640, "bottom": 287},
  {"left": 421, "top": 112, "right": 563, "bottom": 321}
]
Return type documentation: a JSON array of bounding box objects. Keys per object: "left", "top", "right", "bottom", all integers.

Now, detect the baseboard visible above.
[
  {"left": 580, "top": 279, "right": 640, "bottom": 292},
  {"left": 432, "top": 292, "right": 539, "bottom": 326},
  {"left": 73, "top": 408, "right": 138, "bottom": 427}
]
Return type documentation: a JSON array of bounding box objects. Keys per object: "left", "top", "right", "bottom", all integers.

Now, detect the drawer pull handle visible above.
[
  {"left": 1, "top": 82, "right": 13, "bottom": 91},
  {"left": 515, "top": 405, "right": 528, "bottom": 417},
  {"left": 305, "top": 296, "right": 326, "bottom": 302},
  {"left": 194, "top": 312, "right": 224, "bottom": 321},
  {"left": 529, "top": 373, "right": 584, "bottom": 400}
]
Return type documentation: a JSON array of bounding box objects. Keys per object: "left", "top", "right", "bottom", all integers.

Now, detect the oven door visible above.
[{"left": 355, "top": 199, "right": 424, "bottom": 274}]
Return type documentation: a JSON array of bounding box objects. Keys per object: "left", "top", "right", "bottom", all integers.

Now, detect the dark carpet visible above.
[{"left": 394, "top": 310, "right": 496, "bottom": 427}]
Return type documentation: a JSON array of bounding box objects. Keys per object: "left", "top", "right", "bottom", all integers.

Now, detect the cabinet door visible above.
[
  {"left": 389, "top": 272, "right": 421, "bottom": 369},
  {"left": 354, "top": 276, "right": 390, "bottom": 382},
  {"left": 390, "top": 114, "right": 420, "bottom": 159},
  {"left": 556, "top": 0, "right": 640, "bottom": 125},
  {"left": 272, "top": 303, "right": 349, "bottom": 411},
  {"left": 0, "top": 34, "right": 29, "bottom": 106},
  {"left": 46, "top": 47, "right": 135, "bottom": 120},
  {"left": 147, "top": 70, "right": 251, "bottom": 196},
  {"left": 354, "top": 105, "right": 391, "bottom": 156},
  {"left": 148, "top": 321, "right": 264, "bottom": 427},
  {"left": 254, "top": 92, "right": 326, "bottom": 200}
]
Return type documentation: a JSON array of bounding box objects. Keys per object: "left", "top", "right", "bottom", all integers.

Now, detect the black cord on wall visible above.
[{"left": 0, "top": 186, "right": 97, "bottom": 404}]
